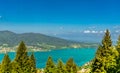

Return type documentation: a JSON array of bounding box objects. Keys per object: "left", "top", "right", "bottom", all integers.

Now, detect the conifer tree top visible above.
[
  {"left": 57, "top": 59, "right": 64, "bottom": 66},
  {"left": 16, "top": 41, "right": 27, "bottom": 53},
  {"left": 30, "top": 53, "right": 35, "bottom": 59},
  {"left": 2, "top": 54, "right": 11, "bottom": 64},
  {"left": 18, "top": 41, "right": 26, "bottom": 49},
  {"left": 102, "top": 29, "right": 112, "bottom": 47},
  {"left": 15, "top": 41, "right": 28, "bottom": 61},
  {"left": 46, "top": 56, "right": 55, "bottom": 67}
]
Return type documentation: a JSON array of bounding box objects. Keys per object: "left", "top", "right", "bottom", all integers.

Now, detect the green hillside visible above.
[{"left": 0, "top": 31, "right": 98, "bottom": 49}]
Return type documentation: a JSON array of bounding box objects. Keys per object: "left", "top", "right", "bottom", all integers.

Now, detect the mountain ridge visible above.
[{"left": 0, "top": 30, "right": 98, "bottom": 49}]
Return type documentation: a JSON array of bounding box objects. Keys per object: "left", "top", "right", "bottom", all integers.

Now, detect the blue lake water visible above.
[{"left": 0, "top": 48, "right": 96, "bottom": 68}]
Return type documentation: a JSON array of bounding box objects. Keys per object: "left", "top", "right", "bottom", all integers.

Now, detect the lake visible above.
[{"left": 0, "top": 48, "right": 96, "bottom": 68}]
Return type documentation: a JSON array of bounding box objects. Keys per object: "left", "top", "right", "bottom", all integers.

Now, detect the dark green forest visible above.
[{"left": 0, "top": 30, "right": 120, "bottom": 73}]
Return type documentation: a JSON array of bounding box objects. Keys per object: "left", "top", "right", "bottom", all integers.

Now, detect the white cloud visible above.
[
  {"left": 83, "top": 30, "right": 104, "bottom": 34},
  {"left": 91, "top": 30, "right": 98, "bottom": 33},
  {"left": 83, "top": 30, "right": 91, "bottom": 33}
]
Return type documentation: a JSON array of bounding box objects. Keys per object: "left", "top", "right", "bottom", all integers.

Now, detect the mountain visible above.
[
  {"left": 55, "top": 30, "right": 120, "bottom": 44},
  {"left": 0, "top": 31, "right": 98, "bottom": 49}
]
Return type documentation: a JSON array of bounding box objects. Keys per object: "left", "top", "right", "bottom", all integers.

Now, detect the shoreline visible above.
[{"left": 0, "top": 47, "right": 97, "bottom": 53}]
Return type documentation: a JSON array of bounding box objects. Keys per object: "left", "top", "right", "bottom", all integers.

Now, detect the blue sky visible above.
[{"left": 0, "top": 0, "right": 120, "bottom": 35}]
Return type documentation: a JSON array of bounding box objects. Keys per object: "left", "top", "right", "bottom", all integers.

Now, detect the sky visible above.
[{"left": 0, "top": 0, "right": 120, "bottom": 40}]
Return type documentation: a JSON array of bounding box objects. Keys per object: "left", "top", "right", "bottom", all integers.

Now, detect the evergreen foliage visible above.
[
  {"left": 1, "top": 54, "right": 11, "bottom": 73},
  {"left": 12, "top": 41, "right": 36, "bottom": 73},
  {"left": 102, "top": 29, "right": 112, "bottom": 47},
  {"left": 66, "top": 58, "right": 77, "bottom": 73},
  {"left": 44, "top": 57, "right": 78, "bottom": 73},
  {"left": 116, "top": 35, "right": 120, "bottom": 73},
  {"left": 12, "top": 41, "right": 29, "bottom": 73},
  {"left": 44, "top": 56, "right": 56, "bottom": 73},
  {"left": 29, "top": 53, "right": 37, "bottom": 73},
  {"left": 116, "top": 35, "right": 120, "bottom": 54},
  {"left": 91, "top": 30, "right": 118, "bottom": 73},
  {"left": 57, "top": 59, "right": 66, "bottom": 73}
]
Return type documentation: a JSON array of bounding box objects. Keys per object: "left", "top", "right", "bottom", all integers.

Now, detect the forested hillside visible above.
[{"left": 0, "top": 31, "right": 98, "bottom": 49}]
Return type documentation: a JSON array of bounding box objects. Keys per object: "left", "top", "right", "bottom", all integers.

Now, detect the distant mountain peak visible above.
[{"left": 0, "top": 30, "right": 15, "bottom": 34}]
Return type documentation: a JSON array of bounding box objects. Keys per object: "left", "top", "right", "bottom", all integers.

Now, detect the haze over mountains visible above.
[{"left": 54, "top": 29, "right": 120, "bottom": 43}]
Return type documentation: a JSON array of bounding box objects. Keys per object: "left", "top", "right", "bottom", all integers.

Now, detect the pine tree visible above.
[
  {"left": 57, "top": 59, "right": 66, "bottom": 73},
  {"left": 12, "top": 41, "right": 29, "bottom": 73},
  {"left": 66, "top": 58, "right": 77, "bottom": 73},
  {"left": 116, "top": 35, "right": 120, "bottom": 53},
  {"left": 91, "top": 30, "right": 118, "bottom": 73},
  {"left": 66, "top": 58, "right": 73, "bottom": 73},
  {"left": 116, "top": 35, "right": 120, "bottom": 73},
  {"left": 1, "top": 54, "right": 11, "bottom": 73},
  {"left": 0, "top": 63, "right": 1, "bottom": 72},
  {"left": 91, "top": 45, "right": 106, "bottom": 73},
  {"left": 72, "top": 63, "right": 77, "bottom": 73},
  {"left": 29, "top": 53, "right": 36, "bottom": 73},
  {"left": 102, "top": 29, "right": 112, "bottom": 47},
  {"left": 44, "top": 56, "right": 56, "bottom": 73}
]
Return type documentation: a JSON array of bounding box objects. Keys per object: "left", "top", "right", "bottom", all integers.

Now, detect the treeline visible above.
[
  {"left": 44, "top": 57, "right": 78, "bottom": 73},
  {"left": 0, "top": 41, "right": 78, "bottom": 73}
]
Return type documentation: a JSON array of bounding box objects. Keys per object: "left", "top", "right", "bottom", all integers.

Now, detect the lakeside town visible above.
[{"left": 0, "top": 44, "right": 45, "bottom": 53}]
